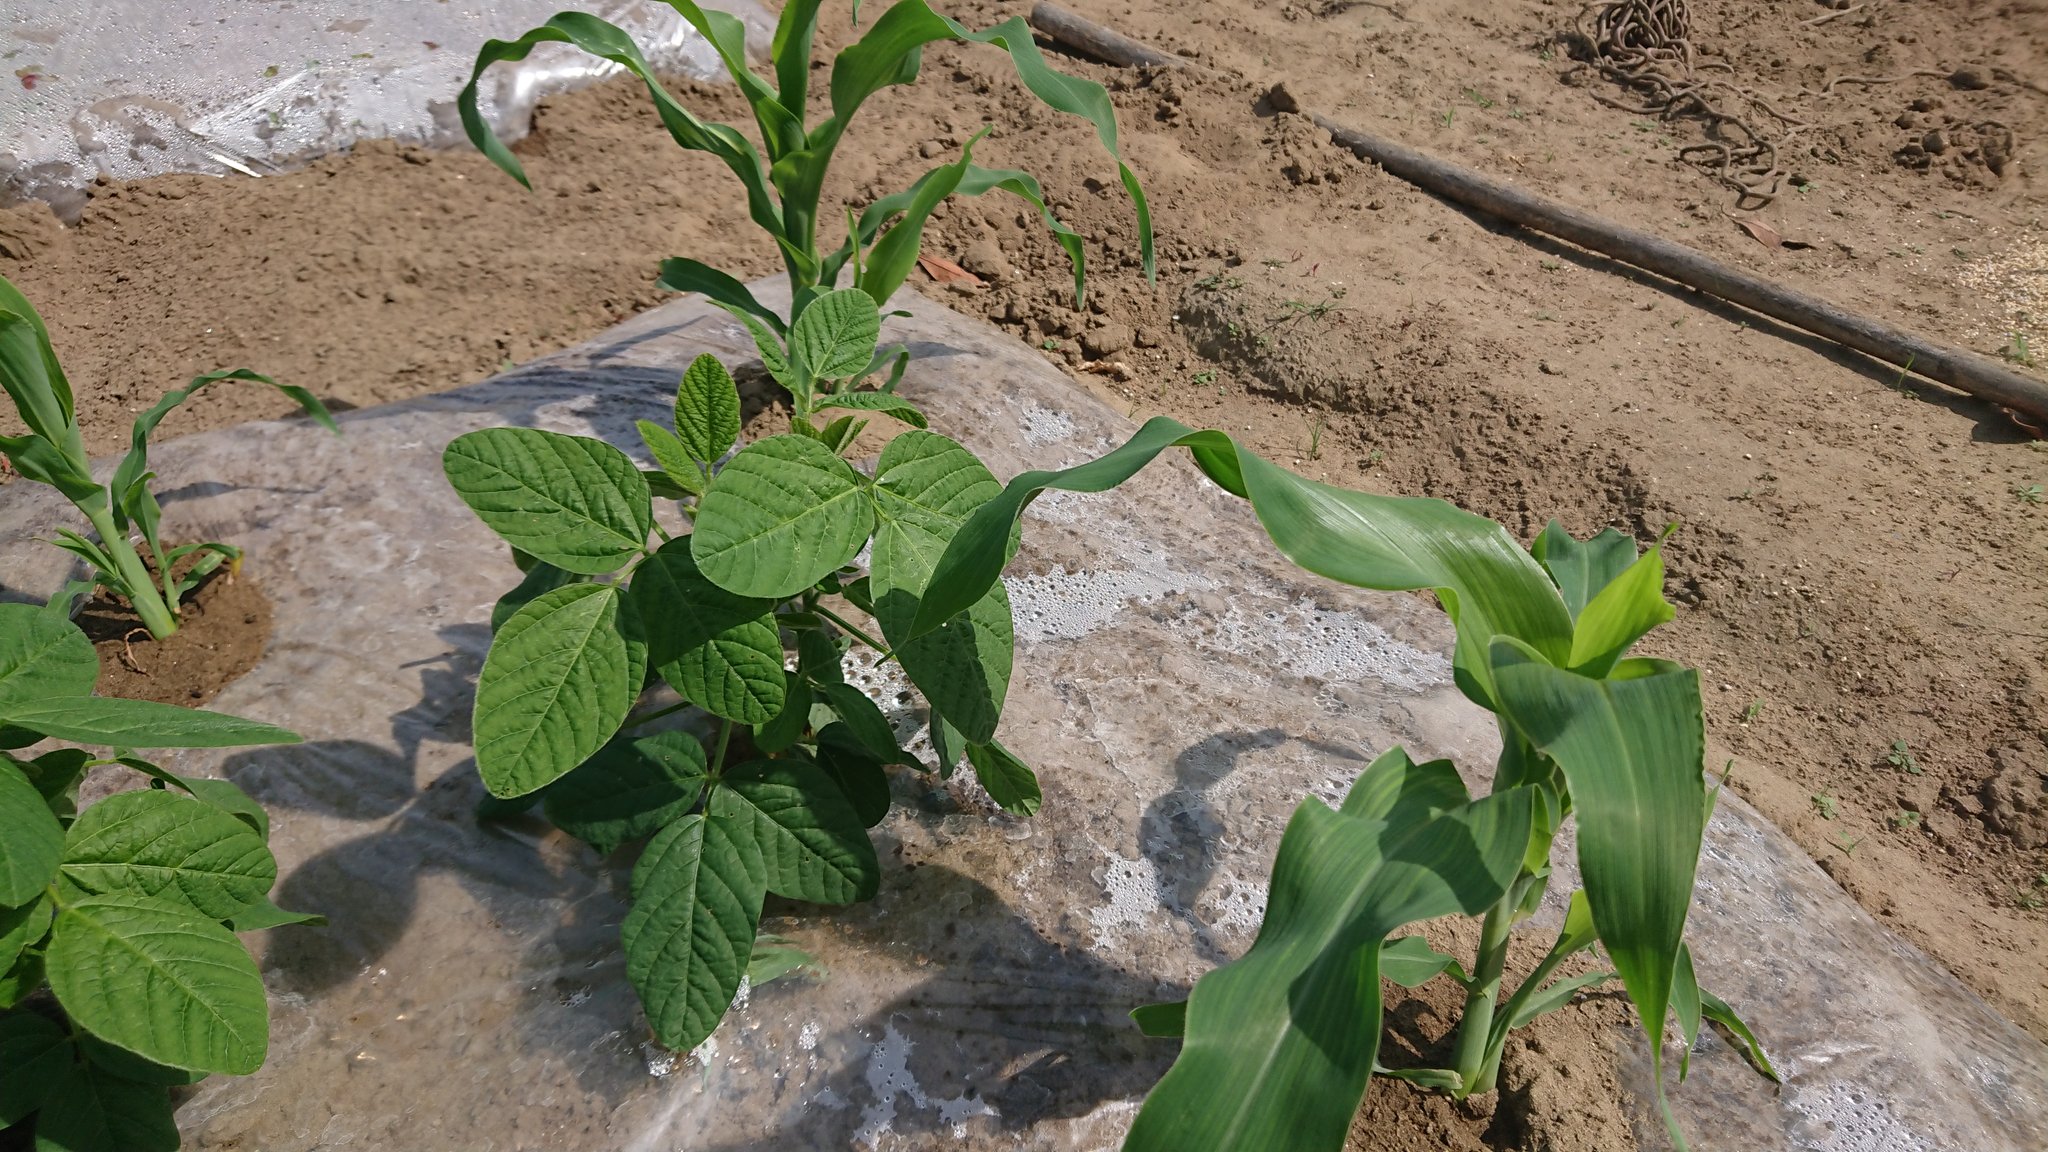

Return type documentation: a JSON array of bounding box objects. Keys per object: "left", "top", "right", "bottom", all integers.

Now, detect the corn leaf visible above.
[
  {"left": 1487, "top": 641, "right": 1705, "bottom": 1145},
  {"left": 1124, "top": 760, "right": 1530, "bottom": 1152},
  {"left": 108, "top": 368, "right": 335, "bottom": 537},
  {"left": 1529, "top": 521, "right": 1638, "bottom": 619}
]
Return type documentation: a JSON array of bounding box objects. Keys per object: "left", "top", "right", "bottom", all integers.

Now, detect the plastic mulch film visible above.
[
  {"left": 0, "top": 0, "right": 771, "bottom": 219},
  {"left": 1, "top": 288, "right": 2042, "bottom": 1150}
]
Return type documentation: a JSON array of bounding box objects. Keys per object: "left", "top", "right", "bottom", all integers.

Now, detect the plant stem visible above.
[
  {"left": 814, "top": 604, "right": 891, "bottom": 658},
  {"left": 709, "top": 719, "right": 734, "bottom": 778},
  {"left": 621, "top": 698, "right": 693, "bottom": 730},
  {"left": 1449, "top": 874, "right": 1530, "bottom": 1097},
  {"left": 83, "top": 507, "right": 178, "bottom": 639}
]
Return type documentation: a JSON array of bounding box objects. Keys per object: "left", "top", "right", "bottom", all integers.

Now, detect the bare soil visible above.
[
  {"left": 3, "top": 0, "right": 2046, "bottom": 1142},
  {"left": 78, "top": 567, "right": 271, "bottom": 707}
]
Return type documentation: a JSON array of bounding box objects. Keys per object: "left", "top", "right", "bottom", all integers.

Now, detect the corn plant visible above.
[
  {"left": 914, "top": 419, "right": 1778, "bottom": 1151},
  {"left": 443, "top": 0, "right": 1148, "bottom": 1059},
  {"left": 0, "top": 601, "right": 315, "bottom": 1152},
  {"left": 456, "top": 0, "right": 1154, "bottom": 383},
  {"left": 0, "top": 275, "right": 336, "bottom": 640}
]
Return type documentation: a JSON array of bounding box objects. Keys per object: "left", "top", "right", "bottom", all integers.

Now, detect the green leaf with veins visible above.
[
  {"left": 473, "top": 583, "right": 644, "bottom": 798},
  {"left": 46, "top": 892, "right": 269, "bottom": 1074},
  {"left": 0, "top": 757, "right": 64, "bottom": 906},
  {"left": 0, "top": 602, "right": 96, "bottom": 713},
  {"left": 29, "top": 1060, "right": 180, "bottom": 1152},
  {"left": 674, "top": 353, "right": 743, "bottom": 467},
  {"left": 720, "top": 758, "right": 879, "bottom": 903},
  {"left": 544, "top": 731, "right": 709, "bottom": 855},
  {"left": 0, "top": 1009, "right": 70, "bottom": 1125},
  {"left": 966, "top": 740, "right": 1041, "bottom": 816},
  {"left": 869, "top": 431, "right": 1014, "bottom": 743},
  {"left": 60, "top": 789, "right": 275, "bottom": 920},
  {"left": 622, "top": 813, "right": 765, "bottom": 1052},
  {"left": 692, "top": 434, "right": 876, "bottom": 599},
  {"left": 443, "top": 427, "right": 652, "bottom": 575},
  {"left": 630, "top": 539, "right": 785, "bottom": 724}
]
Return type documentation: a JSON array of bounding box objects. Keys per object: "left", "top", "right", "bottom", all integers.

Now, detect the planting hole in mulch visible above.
[{"left": 75, "top": 562, "right": 272, "bottom": 706}]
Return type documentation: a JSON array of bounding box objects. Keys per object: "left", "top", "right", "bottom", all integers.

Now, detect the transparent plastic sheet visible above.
[
  {"left": 0, "top": 0, "right": 773, "bottom": 220},
  {"left": 1, "top": 288, "right": 2043, "bottom": 1149}
]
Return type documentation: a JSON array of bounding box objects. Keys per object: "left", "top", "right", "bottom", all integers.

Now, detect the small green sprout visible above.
[
  {"left": 1811, "top": 792, "right": 1840, "bottom": 820},
  {"left": 1465, "top": 89, "right": 1494, "bottom": 109},
  {"left": 1193, "top": 369, "right": 1218, "bottom": 387},
  {"left": 1888, "top": 810, "right": 1922, "bottom": 831},
  {"left": 1741, "top": 700, "right": 1765, "bottom": 724},
  {"left": 1305, "top": 416, "right": 1325, "bottom": 461},
  {"left": 2012, "top": 483, "right": 2044, "bottom": 504},
  {"left": 1886, "top": 739, "right": 1922, "bottom": 775},
  {"left": 2003, "top": 333, "right": 2036, "bottom": 367},
  {"left": 1831, "top": 832, "right": 1862, "bottom": 855}
]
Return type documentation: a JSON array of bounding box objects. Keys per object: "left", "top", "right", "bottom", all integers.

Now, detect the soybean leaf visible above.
[
  {"left": 0, "top": 895, "right": 51, "bottom": 972},
  {"left": 1567, "top": 544, "right": 1675, "bottom": 678},
  {"left": 444, "top": 428, "right": 652, "bottom": 574},
  {"left": 812, "top": 724, "right": 891, "bottom": 827},
  {"left": 746, "top": 937, "right": 817, "bottom": 986},
  {"left": 721, "top": 759, "right": 880, "bottom": 904},
  {"left": 638, "top": 421, "right": 706, "bottom": 496},
  {"left": 1131, "top": 999, "right": 1187, "bottom": 1038},
  {"left": 1701, "top": 988, "right": 1780, "bottom": 1082},
  {"left": 543, "top": 731, "right": 709, "bottom": 856},
  {"left": 929, "top": 711, "right": 965, "bottom": 778},
  {"left": 491, "top": 559, "right": 582, "bottom": 634},
  {"left": 675, "top": 353, "right": 743, "bottom": 468},
  {"left": 27, "top": 1062, "right": 179, "bottom": 1152},
  {"left": 473, "top": 583, "right": 644, "bottom": 798},
  {"left": 813, "top": 390, "right": 928, "bottom": 429},
  {"left": 965, "top": 740, "right": 1040, "bottom": 816},
  {"left": 0, "top": 950, "right": 43, "bottom": 1009},
  {"left": 818, "top": 683, "right": 907, "bottom": 765},
  {"left": 789, "top": 288, "right": 881, "bottom": 384},
  {"left": 60, "top": 790, "right": 274, "bottom": 920},
  {"left": 460, "top": 16, "right": 795, "bottom": 272},
  {"left": 797, "top": 628, "right": 845, "bottom": 684},
  {"left": 224, "top": 897, "right": 327, "bottom": 932},
  {"left": 179, "top": 777, "right": 269, "bottom": 840},
  {"left": 622, "top": 814, "right": 766, "bottom": 1052},
  {"left": 0, "top": 758, "right": 63, "bottom": 906},
  {"left": 1530, "top": 522, "right": 1638, "bottom": 620},
  {"left": 0, "top": 1010, "right": 69, "bottom": 1125},
  {"left": 692, "top": 434, "right": 876, "bottom": 599},
  {"left": 3, "top": 696, "right": 299, "bottom": 750},
  {"left": 630, "top": 540, "right": 785, "bottom": 724},
  {"left": 1381, "top": 935, "right": 1464, "bottom": 988},
  {"left": 869, "top": 431, "right": 1014, "bottom": 743},
  {"left": 47, "top": 893, "right": 268, "bottom": 1074},
  {"left": 753, "top": 671, "right": 814, "bottom": 754},
  {"left": 0, "top": 603, "right": 96, "bottom": 712},
  {"left": 1489, "top": 640, "right": 1704, "bottom": 1137},
  {"left": 1123, "top": 758, "right": 1531, "bottom": 1152},
  {"left": 77, "top": 1033, "right": 206, "bottom": 1086}
]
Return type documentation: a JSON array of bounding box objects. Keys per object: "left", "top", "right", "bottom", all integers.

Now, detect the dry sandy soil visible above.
[{"left": 3, "top": 0, "right": 2046, "bottom": 1146}]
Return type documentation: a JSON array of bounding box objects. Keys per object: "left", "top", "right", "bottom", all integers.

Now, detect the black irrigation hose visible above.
[{"left": 1024, "top": 1, "right": 2048, "bottom": 428}]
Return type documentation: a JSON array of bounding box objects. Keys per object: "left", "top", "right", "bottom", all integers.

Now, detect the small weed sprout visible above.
[
  {"left": 1812, "top": 792, "right": 1840, "bottom": 820},
  {"left": 1888, "top": 809, "right": 1922, "bottom": 831},
  {"left": 1305, "top": 416, "right": 1326, "bottom": 461},
  {"left": 1886, "top": 739, "right": 1923, "bottom": 775},
  {"left": 2012, "top": 483, "right": 2044, "bottom": 504},
  {"left": 1740, "top": 699, "right": 1765, "bottom": 724}
]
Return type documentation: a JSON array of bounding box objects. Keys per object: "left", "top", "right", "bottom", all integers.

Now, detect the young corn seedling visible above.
[
  {"left": 0, "top": 275, "right": 335, "bottom": 639},
  {"left": 913, "top": 419, "right": 1780, "bottom": 1151},
  {"left": 443, "top": 0, "right": 1150, "bottom": 1062},
  {"left": 0, "top": 602, "right": 316, "bottom": 1151},
  {"left": 457, "top": 0, "right": 1153, "bottom": 387}
]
